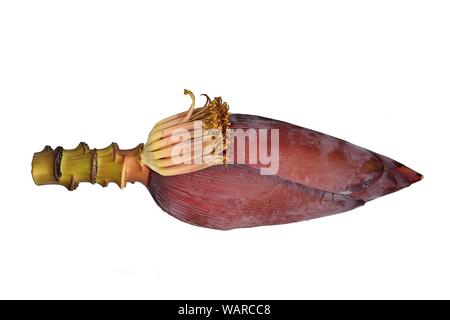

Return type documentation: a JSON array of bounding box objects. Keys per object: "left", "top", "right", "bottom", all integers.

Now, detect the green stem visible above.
[{"left": 31, "top": 142, "right": 150, "bottom": 190}]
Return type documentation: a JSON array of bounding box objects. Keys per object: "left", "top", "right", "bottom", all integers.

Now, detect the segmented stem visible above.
[{"left": 31, "top": 142, "right": 150, "bottom": 190}]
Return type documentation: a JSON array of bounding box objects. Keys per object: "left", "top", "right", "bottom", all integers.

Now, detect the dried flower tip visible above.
[{"left": 142, "top": 90, "right": 231, "bottom": 176}]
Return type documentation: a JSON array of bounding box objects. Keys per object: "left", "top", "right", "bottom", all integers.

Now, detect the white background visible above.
[{"left": 0, "top": 1, "right": 449, "bottom": 299}]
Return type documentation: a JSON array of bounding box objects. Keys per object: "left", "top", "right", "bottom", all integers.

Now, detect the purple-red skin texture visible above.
[{"left": 149, "top": 114, "right": 422, "bottom": 230}]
